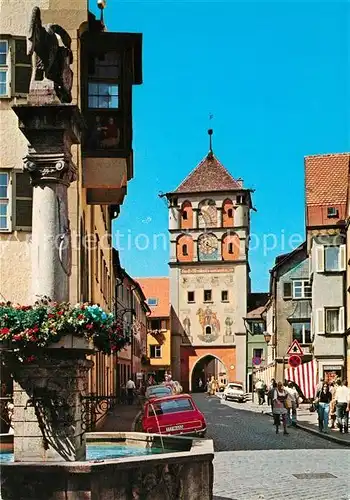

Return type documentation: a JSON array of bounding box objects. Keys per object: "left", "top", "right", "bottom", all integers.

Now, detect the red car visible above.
[{"left": 142, "top": 394, "right": 207, "bottom": 437}]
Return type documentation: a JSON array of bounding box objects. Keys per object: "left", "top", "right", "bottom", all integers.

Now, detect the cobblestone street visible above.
[{"left": 193, "top": 394, "right": 350, "bottom": 500}]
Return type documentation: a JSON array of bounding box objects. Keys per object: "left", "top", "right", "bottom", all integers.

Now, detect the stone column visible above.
[{"left": 13, "top": 104, "right": 84, "bottom": 303}]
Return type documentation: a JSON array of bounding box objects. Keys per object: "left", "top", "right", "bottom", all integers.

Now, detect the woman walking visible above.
[
  {"left": 273, "top": 381, "right": 289, "bottom": 435},
  {"left": 315, "top": 382, "right": 332, "bottom": 433}
]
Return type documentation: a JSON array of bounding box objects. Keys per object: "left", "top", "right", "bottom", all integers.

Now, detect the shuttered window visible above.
[
  {"left": 14, "top": 39, "right": 31, "bottom": 95},
  {"left": 283, "top": 282, "right": 292, "bottom": 299},
  {"left": 0, "top": 38, "right": 31, "bottom": 98},
  {"left": 15, "top": 172, "right": 32, "bottom": 230}
]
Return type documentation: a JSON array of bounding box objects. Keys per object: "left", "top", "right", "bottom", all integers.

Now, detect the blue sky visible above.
[{"left": 90, "top": 1, "right": 348, "bottom": 291}]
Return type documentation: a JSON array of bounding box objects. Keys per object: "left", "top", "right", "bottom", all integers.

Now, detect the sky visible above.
[{"left": 90, "top": 0, "right": 349, "bottom": 292}]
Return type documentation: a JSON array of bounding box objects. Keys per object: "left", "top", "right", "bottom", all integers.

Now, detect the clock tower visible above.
[{"left": 165, "top": 134, "right": 253, "bottom": 391}]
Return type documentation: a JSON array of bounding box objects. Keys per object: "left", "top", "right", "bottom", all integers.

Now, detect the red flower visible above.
[
  {"left": 78, "top": 314, "right": 84, "bottom": 320},
  {"left": 48, "top": 314, "right": 55, "bottom": 319},
  {"left": 13, "top": 334, "right": 22, "bottom": 341},
  {"left": 86, "top": 323, "right": 93, "bottom": 330},
  {"left": 57, "top": 311, "right": 64, "bottom": 316},
  {"left": 0, "top": 327, "right": 10, "bottom": 335},
  {"left": 33, "top": 326, "right": 39, "bottom": 333},
  {"left": 26, "top": 355, "right": 36, "bottom": 363}
]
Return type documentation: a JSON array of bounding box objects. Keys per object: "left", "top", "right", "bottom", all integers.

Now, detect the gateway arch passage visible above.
[{"left": 191, "top": 354, "right": 227, "bottom": 392}]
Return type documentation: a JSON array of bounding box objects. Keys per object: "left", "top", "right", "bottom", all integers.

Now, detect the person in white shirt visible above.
[
  {"left": 286, "top": 381, "right": 299, "bottom": 427},
  {"left": 126, "top": 378, "right": 136, "bottom": 405},
  {"left": 335, "top": 380, "right": 350, "bottom": 433}
]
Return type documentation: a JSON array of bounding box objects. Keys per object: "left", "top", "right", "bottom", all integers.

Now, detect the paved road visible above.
[
  {"left": 193, "top": 393, "right": 343, "bottom": 451},
  {"left": 193, "top": 394, "right": 350, "bottom": 500}
]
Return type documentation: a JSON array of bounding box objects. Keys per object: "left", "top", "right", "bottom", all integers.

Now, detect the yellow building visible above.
[
  {"left": 136, "top": 278, "right": 172, "bottom": 382},
  {"left": 0, "top": 0, "right": 142, "bottom": 399}
]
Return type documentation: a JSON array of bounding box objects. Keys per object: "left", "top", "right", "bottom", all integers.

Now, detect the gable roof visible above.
[
  {"left": 305, "top": 153, "right": 350, "bottom": 206},
  {"left": 135, "top": 277, "right": 169, "bottom": 318},
  {"left": 173, "top": 152, "right": 242, "bottom": 194}
]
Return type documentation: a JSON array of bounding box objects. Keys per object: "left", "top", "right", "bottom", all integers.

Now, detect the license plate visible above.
[{"left": 165, "top": 425, "right": 184, "bottom": 432}]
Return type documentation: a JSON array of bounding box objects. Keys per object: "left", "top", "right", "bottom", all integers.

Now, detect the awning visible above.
[
  {"left": 254, "top": 364, "right": 275, "bottom": 386},
  {"left": 285, "top": 359, "right": 317, "bottom": 400}
]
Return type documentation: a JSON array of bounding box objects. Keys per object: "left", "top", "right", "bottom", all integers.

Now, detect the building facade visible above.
[
  {"left": 305, "top": 154, "right": 347, "bottom": 383},
  {"left": 0, "top": 0, "right": 142, "bottom": 401},
  {"left": 269, "top": 243, "right": 313, "bottom": 382},
  {"left": 137, "top": 277, "right": 171, "bottom": 382},
  {"left": 165, "top": 146, "right": 253, "bottom": 391}
]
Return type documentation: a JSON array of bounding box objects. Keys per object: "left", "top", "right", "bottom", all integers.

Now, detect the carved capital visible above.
[{"left": 24, "top": 156, "right": 77, "bottom": 186}]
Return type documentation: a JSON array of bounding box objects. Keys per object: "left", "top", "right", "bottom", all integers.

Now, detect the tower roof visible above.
[{"left": 173, "top": 152, "right": 242, "bottom": 194}]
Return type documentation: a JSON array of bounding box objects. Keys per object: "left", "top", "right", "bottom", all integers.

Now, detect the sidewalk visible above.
[
  {"left": 100, "top": 401, "right": 141, "bottom": 432},
  {"left": 219, "top": 393, "right": 350, "bottom": 447}
]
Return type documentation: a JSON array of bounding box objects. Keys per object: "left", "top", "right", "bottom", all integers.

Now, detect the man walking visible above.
[
  {"left": 335, "top": 380, "right": 350, "bottom": 433},
  {"left": 126, "top": 378, "right": 136, "bottom": 406}
]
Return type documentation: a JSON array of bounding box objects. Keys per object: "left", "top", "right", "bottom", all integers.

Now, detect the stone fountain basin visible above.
[{"left": 1, "top": 432, "right": 214, "bottom": 500}]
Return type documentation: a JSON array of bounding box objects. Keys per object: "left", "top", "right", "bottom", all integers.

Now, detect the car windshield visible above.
[
  {"left": 228, "top": 384, "right": 243, "bottom": 390},
  {"left": 148, "top": 398, "right": 194, "bottom": 416},
  {"left": 147, "top": 386, "right": 172, "bottom": 397}
]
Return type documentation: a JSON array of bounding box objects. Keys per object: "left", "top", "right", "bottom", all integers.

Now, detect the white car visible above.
[{"left": 223, "top": 383, "right": 247, "bottom": 403}]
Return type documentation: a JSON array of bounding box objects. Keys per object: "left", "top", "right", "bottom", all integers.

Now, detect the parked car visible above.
[
  {"left": 142, "top": 394, "right": 207, "bottom": 437},
  {"left": 223, "top": 382, "right": 247, "bottom": 402},
  {"left": 145, "top": 385, "right": 173, "bottom": 400}
]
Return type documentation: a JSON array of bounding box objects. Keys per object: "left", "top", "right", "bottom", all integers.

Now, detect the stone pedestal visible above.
[
  {"left": 11, "top": 351, "right": 93, "bottom": 462},
  {"left": 12, "top": 104, "right": 84, "bottom": 303}
]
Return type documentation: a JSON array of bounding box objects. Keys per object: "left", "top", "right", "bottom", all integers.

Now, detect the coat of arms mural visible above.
[{"left": 196, "top": 307, "right": 220, "bottom": 343}]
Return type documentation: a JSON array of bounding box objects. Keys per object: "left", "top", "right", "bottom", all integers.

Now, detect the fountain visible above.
[{"left": 0, "top": 7, "right": 214, "bottom": 499}]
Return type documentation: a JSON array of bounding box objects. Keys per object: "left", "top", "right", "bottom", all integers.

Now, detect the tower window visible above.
[
  {"left": 187, "top": 291, "right": 195, "bottom": 303},
  {"left": 182, "top": 244, "right": 188, "bottom": 256},
  {"left": 221, "top": 290, "right": 229, "bottom": 302},
  {"left": 204, "top": 290, "right": 212, "bottom": 302},
  {"left": 236, "top": 195, "right": 245, "bottom": 204},
  {"left": 182, "top": 211, "right": 188, "bottom": 220},
  {"left": 228, "top": 243, "right": 233, "bottom": 254},
  {"left": 227, "top": 208, "right": 233, "bottom": 218},
  {"left": 205, "top": 325, "right": 212, "bottom": 335}
]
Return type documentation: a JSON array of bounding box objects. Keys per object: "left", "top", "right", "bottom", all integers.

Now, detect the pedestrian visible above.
[
  {"left": 272, "top": 381, "right": 289, "bottom": 435},
  {"left": 315, "top": 381, "right": 332, "bottom": 433},
  {"left": 286, "top": 381, "right": 299, "bottom": 427},
  {"left": 255, "top": 379, "right": 265, "bottom": 405},
  {"left": 198, "top": 378, "right": 203, "bottom": 391},
  {"left": 329, "top": 382, "right": 337, "bottom": 429},
  {"left": 334, "top": 380, "right": 350, "bottom": 433},
  {"left": 126, "top": 378, "right": 136, "bottom": 405},
  {"left": 268, "top": 379, "right": 277, "bottom": 415}
]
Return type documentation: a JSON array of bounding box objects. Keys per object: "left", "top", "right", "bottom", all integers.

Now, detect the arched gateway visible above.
[{"left": 190, "top": 354, "right": 227, "bottom": 392}]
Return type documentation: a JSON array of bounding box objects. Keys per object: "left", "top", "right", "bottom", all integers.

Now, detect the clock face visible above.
[
  {"left": 199, "top": 202, "right": 217, "bottom": 228},
  {"left": 199, "top": 234, "right": 218, "bottom": 255}
]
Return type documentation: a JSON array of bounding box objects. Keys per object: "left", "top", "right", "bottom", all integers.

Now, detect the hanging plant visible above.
[{"left": 0, "top": 299, "right": 130, "bottom": 359}]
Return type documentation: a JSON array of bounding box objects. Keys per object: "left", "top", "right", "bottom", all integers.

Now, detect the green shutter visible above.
[{"left": 15, "top": 172, "right": 32, "bottom": 229}]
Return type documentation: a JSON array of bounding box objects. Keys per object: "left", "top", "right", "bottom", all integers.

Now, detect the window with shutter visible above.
[
  {"left": 283, "top": 282, "right": 292, "bottom": 299},
  {"left": 14, "top": 39, "right": 31, "bottom": 95},
  {"left": 0, "top": 171, "right": 11, "bottom": 231},
  {"left": 15, "top": 172, "right": 32, "bottom": 230},
  {"left": 339, "top": 307, "right": 345, "bottom": 333}
]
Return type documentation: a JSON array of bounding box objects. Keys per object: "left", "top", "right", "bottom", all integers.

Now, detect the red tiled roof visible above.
[
  {"left": 135, "top": 277, "right": 169, "bottom": 318},
  {"left": 305, "top": 153, "right": 350, "bottom": 206},
  {"left": 174, "top": 152, "right": 241, "bottom": 193}
]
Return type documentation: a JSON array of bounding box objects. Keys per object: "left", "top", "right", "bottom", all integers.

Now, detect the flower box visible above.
[{"left": 48, "top": 334, "right": 95, "bottom": 351}]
